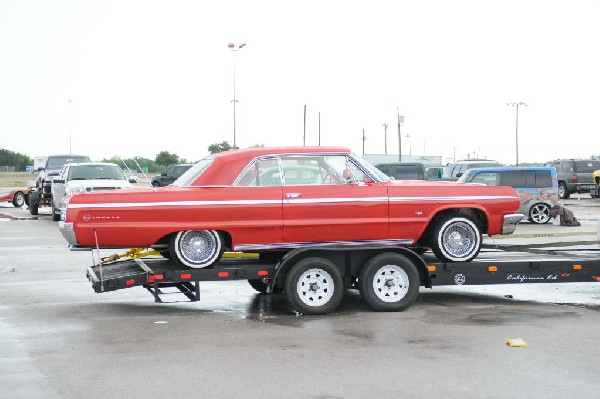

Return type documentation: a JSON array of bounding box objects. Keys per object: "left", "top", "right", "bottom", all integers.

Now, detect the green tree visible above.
[
  {"left": 208, "top": 141, "right": 235, "bottom": 154},
  {"left": 155, "top": 151, "right": 180, "bottom": 167},
  {"left": 0, "top": 148, "right": 33, "bottom": 171}
]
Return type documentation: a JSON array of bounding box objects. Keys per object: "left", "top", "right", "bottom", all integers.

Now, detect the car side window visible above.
[
  {"left": 470, "top": 172, "right": 500, "bottom": 186},
  {"left": 502, "top": 171, "right": 527, "bottom": 188},
  {"left": 535, "top": 170, "right": 552, "bottom": 188},
  {"left": 236, "top": 158, "right": 281, "bottom": 186}
]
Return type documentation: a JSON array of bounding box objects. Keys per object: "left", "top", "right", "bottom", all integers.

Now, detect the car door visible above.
[{"left": 281, "top": 154, "right": 388, "bottom": 244}]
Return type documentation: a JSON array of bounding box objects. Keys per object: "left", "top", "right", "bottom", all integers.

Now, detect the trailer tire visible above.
[
  {"left": 169, "top": 230, "right": 223, "bottom": 268},
  {"left": 431, "top": 215, "right": 481, "bottom": 262},
  {"left": 12, "top": 191, "right": 26, "bottom": 207},
  {"left": 284, "top": 257, "right": 344, "bottom": 315},
  {"left": 359, "top": 253, "right": 420, "bottom": 312}
]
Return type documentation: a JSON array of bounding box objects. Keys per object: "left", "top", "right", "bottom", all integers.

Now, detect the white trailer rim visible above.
[
  {"left": 372, "top": 264, "right": 410, "bottom": 303},
  {"left": 296, "top": 268, "right": 335, "bottom": 307}
]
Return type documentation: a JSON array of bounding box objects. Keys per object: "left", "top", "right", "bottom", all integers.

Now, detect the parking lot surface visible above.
[{"left": 1, "top": 193, "right": 600, "bottom": 398}]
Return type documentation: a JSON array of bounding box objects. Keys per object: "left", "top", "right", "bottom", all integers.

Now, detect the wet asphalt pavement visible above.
[{"left": 1, "top": 194, "right": 600, "bottom": 399}]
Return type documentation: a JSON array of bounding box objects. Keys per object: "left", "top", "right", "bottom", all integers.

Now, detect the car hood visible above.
[{"left": 66, "top": 179, "right": 132, "bottom": 190}]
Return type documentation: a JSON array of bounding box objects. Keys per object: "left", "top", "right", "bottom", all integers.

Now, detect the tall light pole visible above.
[
  {"left": 382, "top": 123, "right": 388, "bottom": 155},
  {"left": 397, "top": 108, "right": 404, "bottom": 162},
  {"left": 67, "top": 99, "right": 73, "bottom": 154},
  {"left": 228, "top": 42, "right": 246, "bottom": 149},
  {"left": 507, "top": 102, "right": 526, "bottom": 165}
]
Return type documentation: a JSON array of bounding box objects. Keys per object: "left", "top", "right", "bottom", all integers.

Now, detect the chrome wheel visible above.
[
  {"left": 170, "top": 230, "right": 222, "bottom": 268},
  {"left": 529, "top": 203, "right": 551, "bottom": 224},
  {"left": 432, "top": 216, "right": 481, "bottom": 262}
]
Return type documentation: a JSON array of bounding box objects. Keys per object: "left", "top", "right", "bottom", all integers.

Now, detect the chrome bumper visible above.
[
  {"left": 501, "top": 213, "right": 525, "bottom": 235},
  {"left": 58, "top": 221, "right": 78, "bottom": 246}
]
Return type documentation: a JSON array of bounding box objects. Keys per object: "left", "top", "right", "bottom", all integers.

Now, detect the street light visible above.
[
  {"left": 382, "top": 123, "right": 388, "bottom": 154},
  {"left": 67, "top": 99, "right": 73, "bottom": 154},
  {"left": 228, "top": 42, "right": 246, "bottom": 149},
  {"left": 507, "top": 102, "right": 527, "bottom": 165}
]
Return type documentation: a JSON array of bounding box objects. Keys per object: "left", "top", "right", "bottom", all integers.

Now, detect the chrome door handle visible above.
[{"left": 285, "top": 193, "right": 302, "bottom": 199}]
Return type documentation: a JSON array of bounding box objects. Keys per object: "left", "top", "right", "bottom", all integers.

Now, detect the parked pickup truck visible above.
[{"left": 29, "top": 154, "right": 91, "bottom": 215}]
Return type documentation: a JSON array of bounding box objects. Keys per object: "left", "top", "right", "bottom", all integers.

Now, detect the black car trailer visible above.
[{"left": 86, "top": 244, "right": 600, "bottom": 315}]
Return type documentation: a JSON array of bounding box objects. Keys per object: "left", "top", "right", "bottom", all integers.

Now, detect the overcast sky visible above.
[{"left": 1, "top": 0, "right": 599, "bottom": 165}]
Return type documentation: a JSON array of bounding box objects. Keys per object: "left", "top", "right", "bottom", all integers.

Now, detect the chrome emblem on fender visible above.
[{"left": 83, "top": 214, "right": 91, "bottom": 221}]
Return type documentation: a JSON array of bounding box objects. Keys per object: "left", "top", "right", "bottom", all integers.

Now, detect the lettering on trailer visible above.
[{"left": 507, "top": 274, "right": 558, "bottom": 283}]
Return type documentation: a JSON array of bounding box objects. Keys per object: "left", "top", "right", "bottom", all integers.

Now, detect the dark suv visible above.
[
  {"left": 543, "top": 159, "right": 600, "bottom": 199},
  {"left": 151, "top": 164, "right": 192, "bottom": 187},
  {"left": 374, "top": 162, "right": 427, "bottom": 180}
]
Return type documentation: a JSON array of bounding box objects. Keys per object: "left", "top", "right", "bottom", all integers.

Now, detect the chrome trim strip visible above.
[
  {"left": 67, "top": 195, "right": 517, "bottom": 210},
  {"left": 234, "top": 239, "right": 414, "bottom": 252},
  {"left": 390, "top": 195, "right": 519, "bottom": 202}
]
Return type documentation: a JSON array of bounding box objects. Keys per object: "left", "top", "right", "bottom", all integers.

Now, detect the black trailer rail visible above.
[{"left": 87, "top": 257, "right": 276, "bottom": 302}]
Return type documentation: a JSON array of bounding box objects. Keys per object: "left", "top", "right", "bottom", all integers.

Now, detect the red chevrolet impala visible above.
[{"left": 58, "top": 146, "right": 523, "bottom": 266}]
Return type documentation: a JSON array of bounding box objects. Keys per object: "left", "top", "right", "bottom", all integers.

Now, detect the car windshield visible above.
[
  {"left": 172, "top": 158, "right": 213, "bottom": 186},
  {"left": 67, "top": 165, "right": 126, "bottom": 180},
  {"left": 351, "top": 153, "right": 391, "bottom": 182},
  {"left": 46, "top": 156, "right": 91, "bottom": 170}
]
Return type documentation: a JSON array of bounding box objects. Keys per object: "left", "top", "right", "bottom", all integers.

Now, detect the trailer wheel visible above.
[
  {"left": 12, "top": 191, "right": 25, "bottom": 207},
  {"left": 169, "top": 230, "right": 223, "bottom": 268},
  {"left": 284, "top": 257, "right": 344, "bottom": 315},
  {"left": 359, "top": 253, "right": 420, "bottom": 312},
  {"left": 431, "top": 215, "right": 481, "bottom": 262}
]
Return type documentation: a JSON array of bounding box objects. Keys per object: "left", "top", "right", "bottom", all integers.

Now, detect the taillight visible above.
[{"left": 572, "top": 174, "right": 578, "bottom": 183}]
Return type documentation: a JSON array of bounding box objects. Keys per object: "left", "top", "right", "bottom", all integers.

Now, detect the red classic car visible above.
[{"left": 58, "top": 146, "right": 523, "bottom": 266}]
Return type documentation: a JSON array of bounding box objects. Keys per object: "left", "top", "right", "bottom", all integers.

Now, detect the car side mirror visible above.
[
  {"left": 128, "top": 177, "right": 138, "bottom": 183},
  {"left": 456, "top": 173, "right": 463, "bottom": 178},
  {"left": 161, "top": 172, "right": 167, "bottom": 176}
]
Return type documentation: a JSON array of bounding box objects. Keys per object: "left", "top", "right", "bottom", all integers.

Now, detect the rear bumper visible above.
[{"left": 501, "top": 214, "right": 525, "bottom": 235}]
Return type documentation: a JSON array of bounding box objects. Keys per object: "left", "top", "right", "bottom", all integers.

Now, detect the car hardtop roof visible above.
[
  {"left": 66, "top": 162, "right": 120, "bottom": 167},
  {"left": 452, "top": 159, "right": 499, "bottom": 163},
  {"left": 208, "top": 146, "right": 352, "bottom": 161},
  {"left": 465, "top": 166, "right": 555, "bottom": 173}
]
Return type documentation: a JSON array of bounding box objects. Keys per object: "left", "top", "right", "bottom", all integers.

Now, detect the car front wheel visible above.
[
  {"left": 169, "top": 230, "right": 223, "bottom": 268},
  {"left": 431, "top": 215, "right": 481, "bottom": 262},
  {"left": 529, "top": 203, "right": 551, "bottom": 224}
]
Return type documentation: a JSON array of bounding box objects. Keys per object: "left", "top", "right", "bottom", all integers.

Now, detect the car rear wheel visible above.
[
  {"left": 169, "top": 230, "right": 223, "bottom": 268},
  {"left": 12, "top": 191, "right": 25, "bottom": 207},
  {"left": 431, "top": 215, "right": 481, "bottom": 262},
  {"left": 529, "top": 203, "right": 551, "bottom": 224},
  {"left": 558, "top": 183, "right": 570, "bottom": 199}
]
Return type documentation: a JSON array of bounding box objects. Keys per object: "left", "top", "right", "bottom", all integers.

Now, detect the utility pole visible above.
[
  {"left": 318, "top": 112, "right": 321, "bottom": 146},
  {"left": 362, "top": 128, "right": 366, "bottom": 154},
  {"left": 397, "top": 108, "right": 404, "bottom": 162},
  {"left": 303, "top": 104, "right": 306, "bottom": 146},
  {"left": 507, "top": 102, "right": 527, "bottom": 165},
  {"left": 383, "top": 123, "right": 388, "bottom": 155}
]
